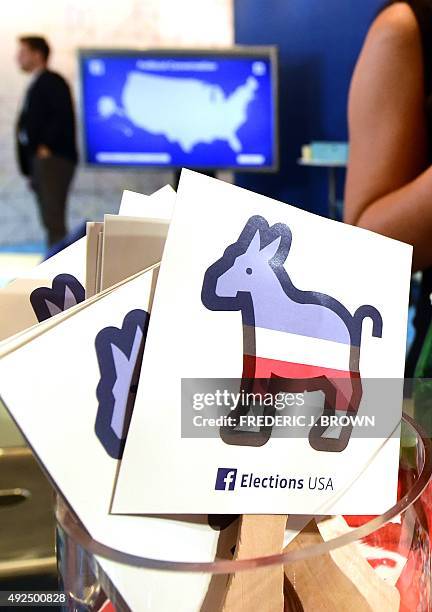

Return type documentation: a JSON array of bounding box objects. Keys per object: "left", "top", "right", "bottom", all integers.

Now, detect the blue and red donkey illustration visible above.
[
  {"left": 201, "top": 216, "right": 383, "bottom": 452},
  {"left": 30, "top": 274, "right": 85, "bottom": 322},
  {"left": 95, "top": 309, "right": 149, "bottom": 459}
]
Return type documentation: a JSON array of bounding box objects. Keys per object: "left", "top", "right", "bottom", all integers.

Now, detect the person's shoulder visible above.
[
  {"left": 42, "top": 70, "right": 68, "bottom": 85},
  {"left": 34, "top": 70, "right": 69, "bottom": 92},
  {"left": 37, "top": 70, "right": 71, "bottom": 96},
  {"left": 370, "top": 3, "right": 420, "bottom": 47}
]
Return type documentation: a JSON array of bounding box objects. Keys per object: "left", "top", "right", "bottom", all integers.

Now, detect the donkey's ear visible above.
[
  {"left": 260, "top": 236, "right": 281, "bottom": 261},
  {"left": 45, "top": 300, "right": 63, "bottom": 318},
  {"left": 63, "top": 285, "right": 80, "bottom": 310},
  {"left": 247, "top": 230, "right": 261, "bottom": 254},
  {"left": 111, "top": 343, "right": 129, "bottom": 372}
]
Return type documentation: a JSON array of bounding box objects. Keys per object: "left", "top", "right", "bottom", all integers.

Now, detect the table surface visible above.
[{"left": 297, "top": 158, "right": 347, "bottom": 168}]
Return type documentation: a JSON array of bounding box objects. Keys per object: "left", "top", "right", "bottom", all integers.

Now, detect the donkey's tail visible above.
[{"left": 353, "top": 305, "right": 383, "bottom": 343}]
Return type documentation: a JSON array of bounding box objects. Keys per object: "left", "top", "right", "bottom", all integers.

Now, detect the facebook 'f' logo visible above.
[{"left": 215, "top": 468, "right": 237, "bottom": 491}]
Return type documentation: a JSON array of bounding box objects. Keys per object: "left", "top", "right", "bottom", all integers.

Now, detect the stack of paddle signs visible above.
[{"left": 0, "top": 175, "right": 409, "bottom": 612}]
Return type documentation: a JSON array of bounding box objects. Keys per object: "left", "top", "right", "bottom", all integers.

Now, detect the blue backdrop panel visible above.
[{"left": 234, "top": 0, "right": 383, "bottom": 215}]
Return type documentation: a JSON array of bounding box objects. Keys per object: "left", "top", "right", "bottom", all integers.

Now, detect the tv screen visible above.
[{"left": 79, "top": 48, "right": 278, "bottom": 171}]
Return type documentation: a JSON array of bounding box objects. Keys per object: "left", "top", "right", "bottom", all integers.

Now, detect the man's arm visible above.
[
  {"left": 344, "top": 3, "right": 432, "bottom": 271},
  {"left": 40, "top": 74, "right": 75, "bottom": 153},
  {"left": 22, "top": 82, "right": 46, "bottom": 156}
]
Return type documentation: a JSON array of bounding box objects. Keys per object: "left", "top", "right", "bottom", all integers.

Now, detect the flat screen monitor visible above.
[{"left": 79, "top": 48, "right": 278, "bottom": 171}]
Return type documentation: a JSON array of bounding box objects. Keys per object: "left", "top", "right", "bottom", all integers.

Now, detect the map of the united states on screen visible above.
[{"left": 97, "top": 72, "right": 259, "bottom": 153}]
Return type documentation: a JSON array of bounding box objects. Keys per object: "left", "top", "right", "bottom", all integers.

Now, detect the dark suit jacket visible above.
[{"left": 16, "top": 69, "right": 78, "bottom": 176}]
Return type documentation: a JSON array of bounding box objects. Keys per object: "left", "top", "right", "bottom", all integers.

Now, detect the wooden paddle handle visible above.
[{"left": 221, "top": 514, "right": 287, "bottom": 612}]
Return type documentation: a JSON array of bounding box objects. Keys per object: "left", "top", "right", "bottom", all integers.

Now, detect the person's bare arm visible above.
[{"left": 344, "top": 3, "right": 432, "bottom": 270}]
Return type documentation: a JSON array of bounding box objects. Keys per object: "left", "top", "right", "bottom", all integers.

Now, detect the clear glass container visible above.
[{"left": 55, "top": 414, "right": 432, "bottom": 612}]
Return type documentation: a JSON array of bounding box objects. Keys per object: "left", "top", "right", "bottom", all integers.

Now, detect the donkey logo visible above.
[
  {"left": 95, "top": 309, "right": 149, "bottom": 459},
  {"left": 201, "top": 216, "right": 383, "bottom": 453},
  {"left": 30, "top": 274, "right": 85, "bottom": 322}
]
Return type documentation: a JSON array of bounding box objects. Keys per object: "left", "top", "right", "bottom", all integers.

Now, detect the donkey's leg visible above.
[
  {"left": 332, "top": 374, "right": 362, "bottom": 452},
  {"left": 220, "top": 355, "right": 274, "bottom": 447},
  {"left": 309, "top": 375, "right": 361, "bottom": 453},
  {"left": 308, "top": 379, "right": 338, "bottom": 453}
]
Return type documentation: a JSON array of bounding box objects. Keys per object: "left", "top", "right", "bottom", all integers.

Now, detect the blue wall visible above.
[{"left": 235, "top": 0, "right": 383, "bottom": 215}]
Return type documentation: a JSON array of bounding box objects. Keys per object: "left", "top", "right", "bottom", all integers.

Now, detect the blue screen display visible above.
[{"left": 80, "top": 53, "right": 276, "bottom": 169}]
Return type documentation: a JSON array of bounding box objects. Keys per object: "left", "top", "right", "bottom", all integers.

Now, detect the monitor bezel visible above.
[{"left": 77, "top": 46, "right": 279, "bottom": 173}]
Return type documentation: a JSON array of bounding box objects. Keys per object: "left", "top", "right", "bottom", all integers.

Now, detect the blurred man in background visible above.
[{"left": 16, "top": 36, "right": 78, "bottom": 246}]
